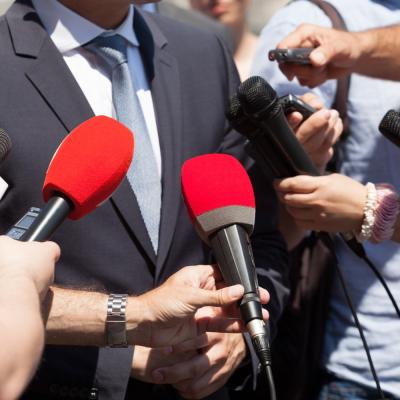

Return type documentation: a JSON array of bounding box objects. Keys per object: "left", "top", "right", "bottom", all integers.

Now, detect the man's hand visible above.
[
  {"left": 131, "top": 345, "right": 196, "bottom": 383},
  {"left": 277, "top": 24, "right": 361, "bottom": 87},
  {"left": 287, "top": 93, "right": 343, "bottom": 173},
  {"left": 275, "top": 173, "right": 367, "bottom": 232},
  {"left": 0, "top": 236, "right": 60, "bottom": 300},
  {"left": 128, "top": 264, "right": 270, "bottom": 348},
  {"left": 151, "top": 332, "right": 246, "bottom": 399}
]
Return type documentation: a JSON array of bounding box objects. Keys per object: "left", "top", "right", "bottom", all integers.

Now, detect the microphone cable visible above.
[
  {"left": 265, "top": 364, "right": 276, "bottom": 400},
  {"left": 342, "top": 237, "right": 400, "bottom": 318},
  {"left": 320, "top": 234, "right": 386, "bottom": 400}
]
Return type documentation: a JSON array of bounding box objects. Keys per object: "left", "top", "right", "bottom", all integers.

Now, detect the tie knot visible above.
[{"left": 85, "top": 34, "right": 128, "bottom": 70}]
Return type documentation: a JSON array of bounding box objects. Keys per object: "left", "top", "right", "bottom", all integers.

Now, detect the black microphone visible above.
[
  {"left": 0, "top": 128, "right": 11, "bottom": 166},
  {"left": 231, "top": 76, "right": 365, "bottom": 258},
  {"left": 226, "top": 94, "right": 295, "bottom": 178},
  {"left": 379, "top": 109, "right": 400, "bottom": 148},
  {"left": 236, "top": 76, "right": 319, "bottom": 176}
]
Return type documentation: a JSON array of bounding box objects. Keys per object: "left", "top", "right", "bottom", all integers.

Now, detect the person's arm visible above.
[
  {"left": 276, "top": 173, "right": 400, "bottom": 246},
  {"left": 0, "top": 237, "right": 59, "bottom": 400},
  {"left": 44, "top": 265, "right": 269, "bottom": 348},
  {"left": 278, "top": 24, "right": 400, "bottom": 87}
]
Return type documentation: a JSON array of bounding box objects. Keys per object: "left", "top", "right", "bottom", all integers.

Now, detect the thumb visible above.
[
  {"left": 194, "top": 284, "right": 244, "bottom": 308},
  {"left": 43, "top": 241, "right": 61, "bottom": 262},
  {"left": 309, "top": 45, "right": 334, "bottom": 67}
]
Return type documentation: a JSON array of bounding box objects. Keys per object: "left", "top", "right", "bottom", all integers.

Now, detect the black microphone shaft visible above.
[
  {"left": 209, "top": 224, "right": 261, "bottom": 321},
  {"left": 21, "top": 195, "right": 73, "bottom": 241},
  {"left": 261, "top": 107, "right": 319, "bottom": 176},
  {"left": 209, "top": 224, "right": 271, "bottom": 366}
]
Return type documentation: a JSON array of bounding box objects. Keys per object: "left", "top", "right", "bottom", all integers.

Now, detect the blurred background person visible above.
[
  {"left": 189, "top": 0, "right": 259, "bottom": 80},
  {"left": 252, "top": 1, "right": 400, "bottom": 399}
]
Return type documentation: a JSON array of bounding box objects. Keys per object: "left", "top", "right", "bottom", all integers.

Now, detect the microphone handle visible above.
[
  {"left": 209, "top": 224, "right": 271, "bottom": 366},
  {"left": 262, "top": 107, "right": 319, "bottom": 176},
  {"left": 209, "top": 224, "right": 263, "bottom": 324},
  {"left": 21, "top": 195, "right": 73, "bottom": 242}
]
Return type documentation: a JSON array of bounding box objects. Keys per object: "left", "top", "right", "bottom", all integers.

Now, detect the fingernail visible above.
[
  {"left": 331, "top": 109, "right": 339, "bottom": 119},
  {"left": 321, "top": 109, "right": 331, "bottom": 120},
  {"left": 152, "top": 370, "right": 164, "bottom": 383},
  {"left": 312, "top": 51, "right": 326, "bottom": 65},
  {"left": 229, "top": 285, "right": 243, "bottom": 298}
]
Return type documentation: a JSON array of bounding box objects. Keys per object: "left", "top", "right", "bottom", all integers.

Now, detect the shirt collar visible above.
[{"left": 32, "top": 0, "right": 139, "bottom": 54}]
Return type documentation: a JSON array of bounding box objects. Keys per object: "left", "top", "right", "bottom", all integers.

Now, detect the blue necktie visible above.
[{"left": 86, "top": 34, "right": 162, "bottom": 252}]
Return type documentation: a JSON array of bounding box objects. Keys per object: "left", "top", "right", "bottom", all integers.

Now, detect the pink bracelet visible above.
[{"left": 371, "top": 183, "right": 399, "bottom": 243}]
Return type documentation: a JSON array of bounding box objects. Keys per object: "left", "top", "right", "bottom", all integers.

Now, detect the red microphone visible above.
[
  {"left": 21, "top": 116, "right": 134, "bottom": 241},
  {"left": 181, "top": 153, "right": 271, "bottom": 367}
]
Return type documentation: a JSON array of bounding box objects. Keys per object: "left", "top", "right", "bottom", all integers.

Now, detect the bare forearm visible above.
[
  {"left": 354, "top": 25, "right": 400, "bottom": 80},
  {"left": 0, "top": 279, "right": 44, "bottom": 400},
  {"left": 44, "top": 286, "right": 147, "bottom": 346}
]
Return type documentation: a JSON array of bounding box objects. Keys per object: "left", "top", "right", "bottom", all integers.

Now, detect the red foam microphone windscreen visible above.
[
  {"left": 181, "top": 154, "right": 255, "bottom": 222},
  {"left": 43, "top": 116, "right": 134, "bottom": 220}
]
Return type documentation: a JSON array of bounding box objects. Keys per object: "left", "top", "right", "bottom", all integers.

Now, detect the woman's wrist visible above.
[{"left": 355, "top": 182, "right": 400, "bottom": 244}]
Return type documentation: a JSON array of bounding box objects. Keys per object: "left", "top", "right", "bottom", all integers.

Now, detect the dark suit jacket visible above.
[{"left": 0, "top": 1, "right": 289, "bottom": 399}]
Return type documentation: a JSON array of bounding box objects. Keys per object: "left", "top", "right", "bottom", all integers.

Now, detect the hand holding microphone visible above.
[
  {"left": 230, "top": 76, "right": 365, "bottom": 257},
  {"left": 181, "top": 154, "right": 272, "bottom": 367},
  {"left": 3, "top": 115, "right": 260, "bottom": 352},
  {"left": 8, "top": 115, "right": 134, "bottom": 241},
  {"left": 135, "top": 264, "right": 270, "bottom": 348}
]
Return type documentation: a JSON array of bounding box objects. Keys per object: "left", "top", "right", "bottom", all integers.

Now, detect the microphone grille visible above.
[
  {"left": 379, "top": 110, "right": 400, "bottom": 148},
  {"left": 237, "top": 76, "right": 278, "bottom": 115},
  {"left": 226, "top": 94, "right": 243, "bottom": 122},
  {"left": 0, "top": 129, "right": 11, "bottom": 164}
]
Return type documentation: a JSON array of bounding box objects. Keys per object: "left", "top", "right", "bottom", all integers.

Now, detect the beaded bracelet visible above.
[
  {"left": 355, "top": 182, "right": 377, "bottom": 243},
  {"left": 371, "top": 183, "right": 399, "bottom": 244}
]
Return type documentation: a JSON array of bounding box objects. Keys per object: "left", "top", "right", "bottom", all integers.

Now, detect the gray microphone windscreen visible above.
[
  {"left": 0, "top": 129, "right": 11, "bottom": 165},
  {"left": 237, "top": 76, "right": 279, "bottom": 116},
  {"left": 379, "top": 110, "right": 400, "bottom": 148}
]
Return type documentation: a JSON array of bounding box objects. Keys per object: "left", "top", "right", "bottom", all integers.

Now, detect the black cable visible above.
[
  {"left": 362, "top": 254, "right": 400, "bottom": 318},
  {"left": 339, "top": 236, "right": 400, "bottom": 319},
  {"left": 265, "top": 365, "right": 276, "bottom": 400},
  {"left": 320, "top": 234, "right": 385, "bottom": 400}
]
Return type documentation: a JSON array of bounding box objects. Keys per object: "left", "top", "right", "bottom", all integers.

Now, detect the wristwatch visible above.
[{"left": 106, "top": 293, "right": 128, "bottom": 347}]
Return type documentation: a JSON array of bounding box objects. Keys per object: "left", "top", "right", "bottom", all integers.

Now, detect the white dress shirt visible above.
[{"left": 32, "top": 0, "right": 162, "bottom": 177}]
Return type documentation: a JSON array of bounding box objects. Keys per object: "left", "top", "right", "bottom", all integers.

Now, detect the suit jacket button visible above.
[
  {"left": 49, "top": 384, "right": 59, "bottom": 395},
  {"left": 69, "top": 387, "right": 79, "bottom": 397},
  {"left": 89, "top": 387, "right": 98, "bottom": 399},
  {"left": 59, "top": 385, "right": 69, "bottom": 397}
]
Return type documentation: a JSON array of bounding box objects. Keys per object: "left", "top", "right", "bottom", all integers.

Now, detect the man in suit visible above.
[{"left": 0, "top": 0, "right": 289, "bottom": 399}]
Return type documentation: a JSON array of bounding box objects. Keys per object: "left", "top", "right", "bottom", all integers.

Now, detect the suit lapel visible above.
[
  {"left": 7, "top": 1, "right": 94, "bottom": 133},
  {"left": 138, "top": 13, "right": 184, "bottom": 276},
  {"left": 7, "top": 1, "right": 159, "bottom": 267}
]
